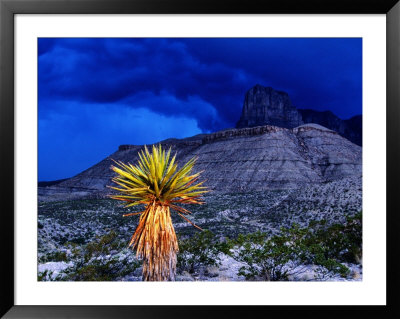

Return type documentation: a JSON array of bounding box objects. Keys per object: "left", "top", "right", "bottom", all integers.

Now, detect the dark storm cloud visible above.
[
  {"left": 39, "top": 38, "right": 260, "bottom": 132},
  {"left": 39, "top": 38, "right": 361, "bottom": 128},
  {"left": 38, "top": 38, "right": 361, "bottom": 180}
]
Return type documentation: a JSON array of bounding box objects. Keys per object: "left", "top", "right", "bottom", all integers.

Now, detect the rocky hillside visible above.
[{"left": 38, "top": 123, "right": 361, "bottom": 202}]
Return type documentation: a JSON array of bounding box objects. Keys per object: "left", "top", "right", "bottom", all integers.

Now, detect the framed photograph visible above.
[{"left": 1, "top": 0, "right": 399, "bottom": 318}]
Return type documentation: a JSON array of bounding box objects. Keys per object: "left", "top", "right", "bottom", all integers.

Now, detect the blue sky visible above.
[{"left": 38, "top": 38, "right": 362, "bottom": 181}]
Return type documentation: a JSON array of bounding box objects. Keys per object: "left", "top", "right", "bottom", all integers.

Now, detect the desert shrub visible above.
[
  {"left": 37, "top": 269, "right": 66, "bottom": 281},
  {"left": 65, "top": 256, "right": 140, "bottom": 281},
  {"left": 234, "top": 212, "right": 362, "bottom": 281},
  {"left": 83, "top": 230, "right": 122, "bottom": 262},
  {"left": 71, "top": 260, "right": 116, "bottom": 281},
  {"left": 177, "top": 230, "right": 232, "bottom": 274},
  {"left": 235, "top": 230, "right": 301, "bottom": 281},
  {"left": 305, "top": 211, "right": 362, "bottom": 265},
  {"left": 69, "top": 237, "right": 86, "bottom": 245},
  {"left": 38, "top": 270, "right": 50, "bottom": 281},
  {"left": 39, "top": 251, "right": 68, "bottom": 263},
  {"left": 63, "top": 241, "right": 82, "bottom": 258},
  {"left": 52, "top": 231, "right": 141, "bottom": 281}
]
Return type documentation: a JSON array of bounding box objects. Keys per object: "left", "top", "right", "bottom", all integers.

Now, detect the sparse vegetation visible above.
[
  {"left": 38, "top": 231, "right": 141, "bottom": 281},
  {"left": 233, "top": 213, "right": 361, "bottom": 281},
  {"left": 38, "top": 177, "right": 362, "bottom": 281}
]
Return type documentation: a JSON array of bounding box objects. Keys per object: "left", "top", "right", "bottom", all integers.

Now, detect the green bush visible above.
[
  {"left": 177, "top": 230, "right": 232, "bottom": 274},
  {"left": 83, "top": 230, "right": 121, "bottom": 262},
  {"left": 235, "top": 230, "right": 300, "bottom": 281},
  {"left": 66, "top": 256, "right": 140, "bottom": 281},
  {"left": 304, "top": 212, "right": 362, "bottom": 265},
  {"left": 43, "top": 231, "right": 141, "bottom": 281},
  {"left": 39, "top": 251, "right": 68, "bottom": 263},
  {"left": 38, "top": 270, "right": 50, "bottom": 281},
  {"left": 234, "top": 212, "right": 362, "bottom": 281}
]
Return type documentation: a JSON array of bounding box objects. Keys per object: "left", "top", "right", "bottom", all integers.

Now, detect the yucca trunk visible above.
[{"left": 130, "top": 201, "right": 178, "bottom": 281}]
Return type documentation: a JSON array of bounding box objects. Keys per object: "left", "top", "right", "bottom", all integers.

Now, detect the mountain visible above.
[
  {"left": 38, "top": 123, "right": 362, "bottom": 202},
  {"left": 39, "top": 85, "right": 363, "bottom": 201},
  {"left": 236, "top": 85, "right": 362, "bottom": 146},
  {"left": 236, "top": 85, "right": 303, "bottom": 129}
]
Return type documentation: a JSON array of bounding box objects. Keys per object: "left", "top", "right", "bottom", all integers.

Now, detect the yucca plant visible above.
[{"left": 109, "top": 144, "right": 207, "bottom": 281}]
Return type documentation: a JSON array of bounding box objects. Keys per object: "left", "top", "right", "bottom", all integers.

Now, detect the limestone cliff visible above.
[{"left": 236, "top": 84, "right": 303, "bottom": 129}]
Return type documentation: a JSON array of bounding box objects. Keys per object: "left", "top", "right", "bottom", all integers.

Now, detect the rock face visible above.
[
  {"left": 38, "top": 124, "right": 362, "bottom": 201},
  {"left": 236, "top": 85, "right": 362, "bottom": 146},
  {"left": 236, "top": 84, "right": 304, "bottom": 129}
]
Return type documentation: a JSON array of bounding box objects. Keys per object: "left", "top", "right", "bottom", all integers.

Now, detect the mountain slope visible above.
[{"left": 38, "top": 123, "right": 362, "bottom": 202}]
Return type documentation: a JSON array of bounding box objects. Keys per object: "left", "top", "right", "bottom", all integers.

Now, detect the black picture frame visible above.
[{"left": 1, "top": 0, "right": 399, "bottom": 318}]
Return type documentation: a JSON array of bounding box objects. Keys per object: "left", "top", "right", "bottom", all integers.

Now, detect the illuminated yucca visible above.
[{"left": 109, "top": 144, "right": 207, "bottom": 281}]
